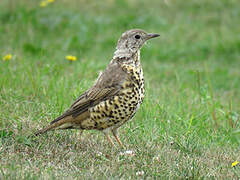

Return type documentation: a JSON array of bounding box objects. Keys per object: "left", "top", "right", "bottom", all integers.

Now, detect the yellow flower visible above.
[
  {"left": 65, "top": 55, "right": 77, "bottom": 61},
  {"left": 3, "top": 54, "right": 12, "bottom": 61},
  {"left": 232, "top": 160, "right": 239, "bottom": 167},
  {"left": 47, "top": 0, "right": 55, "bottom": 3},
  {"left": 40, "top": 1, "right": 48, "bottom": 7}
]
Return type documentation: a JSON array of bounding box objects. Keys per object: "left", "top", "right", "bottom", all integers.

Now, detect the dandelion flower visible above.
[
  {"left": 3, "top": 54, "right": 12, "bottom": 61},
  {"left": 66, "top": 55, "right": 77, "bottom": 61},
  {"left": 232, "top": 160, "right": 239, "bottom": 167},
  {"left": 40, "top": 1, "right": 48, "bottom": 7},
  {"left": 47, "top": 0, "right": 55, "bottom": 3}
]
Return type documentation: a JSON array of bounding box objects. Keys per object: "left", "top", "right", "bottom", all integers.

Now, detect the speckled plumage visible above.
[{"left": 35, "top": 29, "right": 159, "bottom": 147}]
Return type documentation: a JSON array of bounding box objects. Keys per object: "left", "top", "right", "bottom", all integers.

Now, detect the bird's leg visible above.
[
  {"left": 103, "top": 131, "right": 115, "bottom": 147},
  {"left": 112, "top": 129, "right": 124, "bottom": 148}
]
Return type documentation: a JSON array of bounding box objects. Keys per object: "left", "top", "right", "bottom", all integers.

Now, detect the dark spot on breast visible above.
[
  {"left": 114, "top": 104, "right": 119, "bottom": 109},
  {"left": 104, "top": 102, "right": 108, "bottom": 111},
  {"left": 109, "top": 110, "right": 113, "bottom": 116},
  {"left": 102, "top": 111, "right": 107, "bottom": 117}
]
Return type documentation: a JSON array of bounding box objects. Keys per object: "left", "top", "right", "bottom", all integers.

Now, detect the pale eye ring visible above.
[{"left": 135, "top": 35, "right": 141, "bottom": 39}]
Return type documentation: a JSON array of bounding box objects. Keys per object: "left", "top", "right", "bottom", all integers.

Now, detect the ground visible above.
[{"left": 0, "top": 0, "right": 239, "bottom": 179}]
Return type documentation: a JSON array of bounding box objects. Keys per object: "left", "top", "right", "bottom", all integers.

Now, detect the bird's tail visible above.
[
  {"left": 34, "top": 116, "right": 73, "bottom": 136},
  {"left": 34, "top": 111, "right": 89, "bottom": 136}
]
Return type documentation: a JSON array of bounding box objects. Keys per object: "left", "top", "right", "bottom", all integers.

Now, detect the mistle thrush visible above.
[{"left": 35, "top": 29, "right": 159, "bottom": 147}]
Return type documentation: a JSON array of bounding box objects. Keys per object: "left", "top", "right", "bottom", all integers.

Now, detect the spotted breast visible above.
[{"left": 86, "top": 51, "right": 144, "bottom": 131}]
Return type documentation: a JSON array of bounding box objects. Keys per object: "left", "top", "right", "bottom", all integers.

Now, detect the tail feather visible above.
[
  {"left": 34, "top": 111, "right": 90, "bottom": 136},
  {"left": 35, "top": 116, "right": 72, "bottom": 136}
]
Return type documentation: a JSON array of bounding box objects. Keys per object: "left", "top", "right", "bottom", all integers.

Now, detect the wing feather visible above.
[{"left": 51, "top": 60, "right": 127, "bottom": 124}]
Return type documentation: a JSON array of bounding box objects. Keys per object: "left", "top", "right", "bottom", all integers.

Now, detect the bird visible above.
[{"left": 35, "top": 29, "right": 159, "bottom": 147}]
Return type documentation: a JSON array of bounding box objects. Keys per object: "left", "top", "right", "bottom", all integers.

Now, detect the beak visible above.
[{"left": 146, "top": 33, "right": 160, "bottom": 40}]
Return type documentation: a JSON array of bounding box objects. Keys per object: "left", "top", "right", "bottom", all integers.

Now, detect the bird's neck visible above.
[
  {"left": 113, "top": 48, "right": 132, "bottom": 59},
  {"left": 133, "top": 50, "right": 141, "bottom": 65},
  {"left": 113, "top": 48, "right": 141, "bottom": 66}
]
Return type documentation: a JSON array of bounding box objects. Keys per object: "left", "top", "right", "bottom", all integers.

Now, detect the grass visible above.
[{"left": 0, "top": 0, "right": 240, "bottom": 179}]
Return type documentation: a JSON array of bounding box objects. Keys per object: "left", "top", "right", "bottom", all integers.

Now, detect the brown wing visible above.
[{"left": 51, "top": 60, "right": 127, "bottom": 124}]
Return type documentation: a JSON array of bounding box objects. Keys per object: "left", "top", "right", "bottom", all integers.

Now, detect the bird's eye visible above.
[{"left": 135, "top": 35, "right": 141, "bottom": 39}]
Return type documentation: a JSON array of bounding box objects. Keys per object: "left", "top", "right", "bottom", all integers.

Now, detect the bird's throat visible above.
[
  {"left": 133, "top": 50, "right": 141, "bottom": 66},
  {"left": 113, "top": 48, "right": 141, "bottom": 66}
]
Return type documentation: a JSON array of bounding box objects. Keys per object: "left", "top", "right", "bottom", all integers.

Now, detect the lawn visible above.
[{"left": 0, "top": 0, "right": 240, "bottom": 179}]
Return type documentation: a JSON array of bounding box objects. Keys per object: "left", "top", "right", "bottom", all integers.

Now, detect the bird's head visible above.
[{"left": 115, "top": 29, "right": 160, "bottom": 55}]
